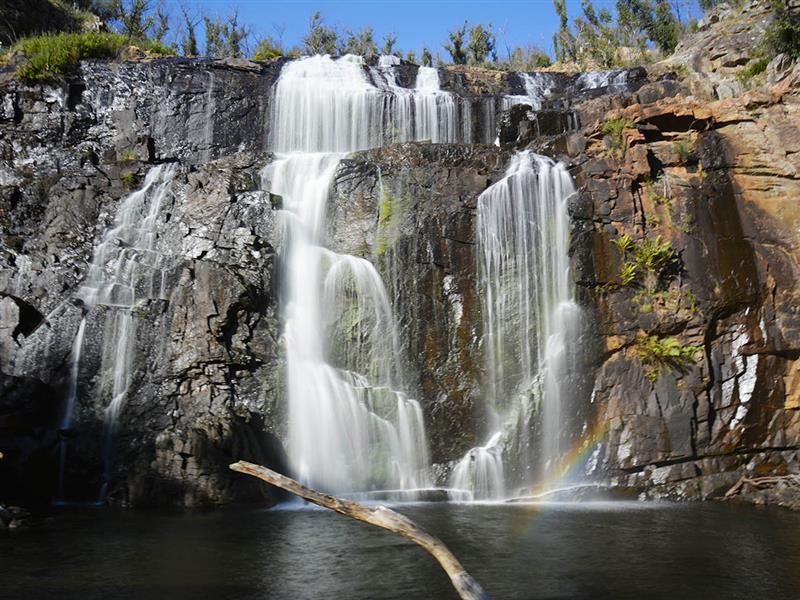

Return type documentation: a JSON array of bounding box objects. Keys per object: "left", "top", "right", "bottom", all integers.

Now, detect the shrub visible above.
[
  {"left": 762, "top": 0, "right": 800, "bottom": 60},
  {"left": 614, "top": 234, "right": 675, "bottom": 293},
  {"left": 637, "top": 333, "right": 701, "bottom": 381},
  {"left": 620, "top": 262, "right": 638, "bottom": 286},
  {"left": 612, "top": 233, "right": 634, "bottom": 254},
  {"left": 673, "top": 139, "right": 693, "bottom": 163},
  {"left": 121, "top": 171, "right": 138, "bottom": 186},
  {"left": 601, "top": 116, "right": 630, "bottom": 155},
  {"left": 15, "top": 32, "right": 127, "bottom": 81},
  {"left": 736, "top": 57, "right": 769, "bottom": 86},
  {"left": 635, "top": 235, "right": 674, "bottom": 291},
  {"left": 138, "top": 38, "right": 174, "bottom": 56},
  {"left": 252, "top": 38, "right": 283, "bottom": 61}
]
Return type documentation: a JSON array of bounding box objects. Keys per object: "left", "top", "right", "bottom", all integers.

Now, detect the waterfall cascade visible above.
[
  {"left": 77, "top": 164, "right": 175, "bottom": 498},
  {"left": 451, "top": 151, "right": 578, "bottom": 499},
  {"left": 49, "top": 58, "right": 607, "bottom": 503},
  {"left": 264, "top": 54, "right": 479, "bottom": 495}
]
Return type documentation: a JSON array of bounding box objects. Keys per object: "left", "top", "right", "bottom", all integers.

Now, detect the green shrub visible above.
[
  {"left": 138, "top": 38, "right": 174, "bottom": 56},
  {"left": 736, "top": 57, "right": 769, "bottom": 86},
  {"left": 666, "top": 63, "right": 689, "bottom": 79},
  {"left": 673, "top": 139, "right": 693, "bottom": 164},
  {"left": 638, "top": 333, "right": 701, "bottom": 381},
  {"left": 762, "top": 0, "right": 800, "bottom": 60},
  {"left": 620, "top": 262, "right": 638, "bottom": 286},
  {"left": 614, "top": 234, "right": 675, "bottom": 293},
  {"left": 600, "top": 116, "right": 630, "bottom": 155},
  {"left": 13, "top": 31, "right": 173, "bottom": 82},
  {"left": 612, "top": 232, "right": 634, "bottom": 254},
  {"left": 121, "top": 171, "right": 138, "bottom": 187},
  {"left": 635, "top": 236, "right": 672, "bottom": 272},
  {"left": 252, "top": 38, "right": 283, "bottom": 61}
]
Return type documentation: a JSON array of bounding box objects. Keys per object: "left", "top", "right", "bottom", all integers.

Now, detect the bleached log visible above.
[{"left": 229, "top": 460, "right": 490, "bottom": 600}]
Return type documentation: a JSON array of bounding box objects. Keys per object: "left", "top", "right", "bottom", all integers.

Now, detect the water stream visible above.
[
  {"left": 452, "top": 152, "right": 578, "bottom": 499},
  {"left": 263, "top": 54, "right": 474, "bottom": 495},
  {"left": 72, "top": 164, "right": 176, "bottom": 500}
]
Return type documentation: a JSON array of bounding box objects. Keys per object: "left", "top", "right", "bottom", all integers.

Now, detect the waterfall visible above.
[
  {"left": 61, "top": 317, "right": 86, "bottom": 431},
  {"left": 450, "top": 151, "right": 578, "bottom": 498},
  {"left": 264, "top": 55, "right": 439, "bottom": 495},
  {"left": 73, "top": 164, "right": 175, "bottom": 499},
  {"left": 203, "top": 70, "right": 215, "bottom": 161},
  {"left": 451, "top": 432, "right": 505, "bottom": 500},
  {"left": 412, "top": 66, "right": 458, "bottom": 143},
  {"left": 574, "top": 69, "right": 629, "bottom": 91},
  {"left": 56, "top": 316, "right": 86, "bottom": 502},
  {"left": 502, "top": 72, "right": 556, "bottom": 111}
]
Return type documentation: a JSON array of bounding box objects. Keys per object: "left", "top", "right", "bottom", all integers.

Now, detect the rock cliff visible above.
[{"left": 1, "top": 4, "right": 799, "bottom": 509}]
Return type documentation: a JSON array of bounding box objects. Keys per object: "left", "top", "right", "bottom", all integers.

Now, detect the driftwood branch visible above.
[
  {"left": 725, "top": 474, "right": 800, "bottom": 498},
  {"left": 229, "top": 460, "right": 490, "bottom": 600}
]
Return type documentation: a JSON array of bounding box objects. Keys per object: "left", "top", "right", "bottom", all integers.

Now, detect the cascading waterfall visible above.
[
  {"left": 56, "top": 316, "right": 86, "bottom": 501},
  {"left": 263, "top": 54, "right": 473, "bottom": 495},
  {"left": 412, "top": 66, "right": 458, "bottom": 143},
  {"left": 75, "top": 164, "right": 175, "bottom": 499},
  {"left": 451, "top": 151, "right": 578, "bottom": 499},
  {"left": 506, "top": 72, "right": 556, "bottom": 111}
]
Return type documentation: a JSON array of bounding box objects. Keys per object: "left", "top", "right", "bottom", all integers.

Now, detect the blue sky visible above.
[{"left": 161, "top": 0, "right": 625, "bottom": 58}]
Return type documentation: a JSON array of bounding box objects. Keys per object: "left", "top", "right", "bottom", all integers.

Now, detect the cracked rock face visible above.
[
  {"left": 1, "top": 37, "right": 799, "bottom": 510},
  {"left": 570, "top": 77, "right": 800, "bottom": 505}
]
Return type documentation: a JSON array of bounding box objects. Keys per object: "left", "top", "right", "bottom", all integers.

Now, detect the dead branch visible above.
[
  {"left": 229, "top": 460, "right": 490, "bottom": 600},
  {"left": 725, "top": 474, "right": 800, "bottom": 498}
]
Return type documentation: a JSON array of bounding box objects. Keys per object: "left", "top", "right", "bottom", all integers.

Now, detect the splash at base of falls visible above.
[{"left": 450, "top": 432, "right": 505, "bottom": 500}]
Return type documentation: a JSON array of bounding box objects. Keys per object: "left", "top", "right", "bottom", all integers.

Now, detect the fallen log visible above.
[{"left": 229, "top": 460, "right": 490, "bottom": 600}]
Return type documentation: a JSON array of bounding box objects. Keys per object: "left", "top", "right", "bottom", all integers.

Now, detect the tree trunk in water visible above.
[{"left": 229, "top": 460, "right": 491, "bottom": 600}]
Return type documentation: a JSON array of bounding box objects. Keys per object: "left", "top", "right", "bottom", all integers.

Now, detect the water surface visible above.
[{"left": 3, "top": 501, "right": 800, "bottom": 599}]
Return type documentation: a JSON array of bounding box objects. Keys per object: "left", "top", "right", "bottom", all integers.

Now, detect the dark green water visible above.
[{"left": 2, "top": 501, "right": 800, "bottom": 600}]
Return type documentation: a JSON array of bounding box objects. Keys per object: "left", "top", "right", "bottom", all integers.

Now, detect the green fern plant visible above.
[
  {"left": 600, "top": 116, "right": 630, "bottom": 156},
  {"left": 612, "top": 233, "right": 634, "bottom": 254},
  {"left": 638, "top": 333, "right": 701, "bottom": 382},
  {"left": 619, "top": 262, "right": 638, "bottom": 286}
]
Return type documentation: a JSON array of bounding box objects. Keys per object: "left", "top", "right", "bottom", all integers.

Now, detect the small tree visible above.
[
  {"left": 421, "top": 46, "right": 433, "bottom": 66},
  {"left": 203, "top": 13, "right": 248, "bottom": 58},
  {"left": 252, "top": 36, "right": 283, "bottom": 60},
  {"left": 443, "top": 22, "right": 468, "bottom": 64},
  {"left": 151, "top": 3, "right": 169, "bottom": 42},
  {"left": 114, "top": 0, "right": 153, "bottom": 39},
  {"left": 179, "top": 4, "right": 198, "bottom": 56},
  {"left": 303, "top": 11, "right": 338, "bottom": 55},
  {"left": 507, "top": 46, "right": 552, "bottom": 70},
  {"left": 381, "top": 32, "right": 397, "bottom": 55},
  {"left": 467, "top": 22, "right": 495, "bottom": 63},
  {"left": 763, "top": 0, "right": 800, "bottom": 59},
  {"left": 651, "top": 0, "right": 680, "bottom": 54},
  {"left": 342, "top": 26, "right": 377, "bottom": 58},
  {"left": 574, "top": 0, "right": 622, "bottom": 67},
  {"left": 552, "top": 0, "right": 576, "bottom": 61}
]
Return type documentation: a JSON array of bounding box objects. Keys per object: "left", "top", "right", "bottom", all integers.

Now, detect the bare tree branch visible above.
[{"left": 229, "top": 460, "right": 491, "bottom": 600}]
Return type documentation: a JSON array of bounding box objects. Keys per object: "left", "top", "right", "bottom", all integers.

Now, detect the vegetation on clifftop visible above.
[
  {"left": 2, "top": 0, "right": 795, "bottom": 76},
  {"left": 12, "top": 31, "right": 172, "bottom": 82}
]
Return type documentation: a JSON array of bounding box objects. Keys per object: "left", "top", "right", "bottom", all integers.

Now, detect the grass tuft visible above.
[{"left": 13, "top": 31, "right": 173, "bottom": 82}]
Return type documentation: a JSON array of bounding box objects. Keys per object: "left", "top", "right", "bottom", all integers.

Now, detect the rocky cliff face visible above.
[
  {"left": 1, "top": 8, "right": 799, "bottom": 509},
  {"left": 569, "top": 71, "right": 800, "bottom": 507}
]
